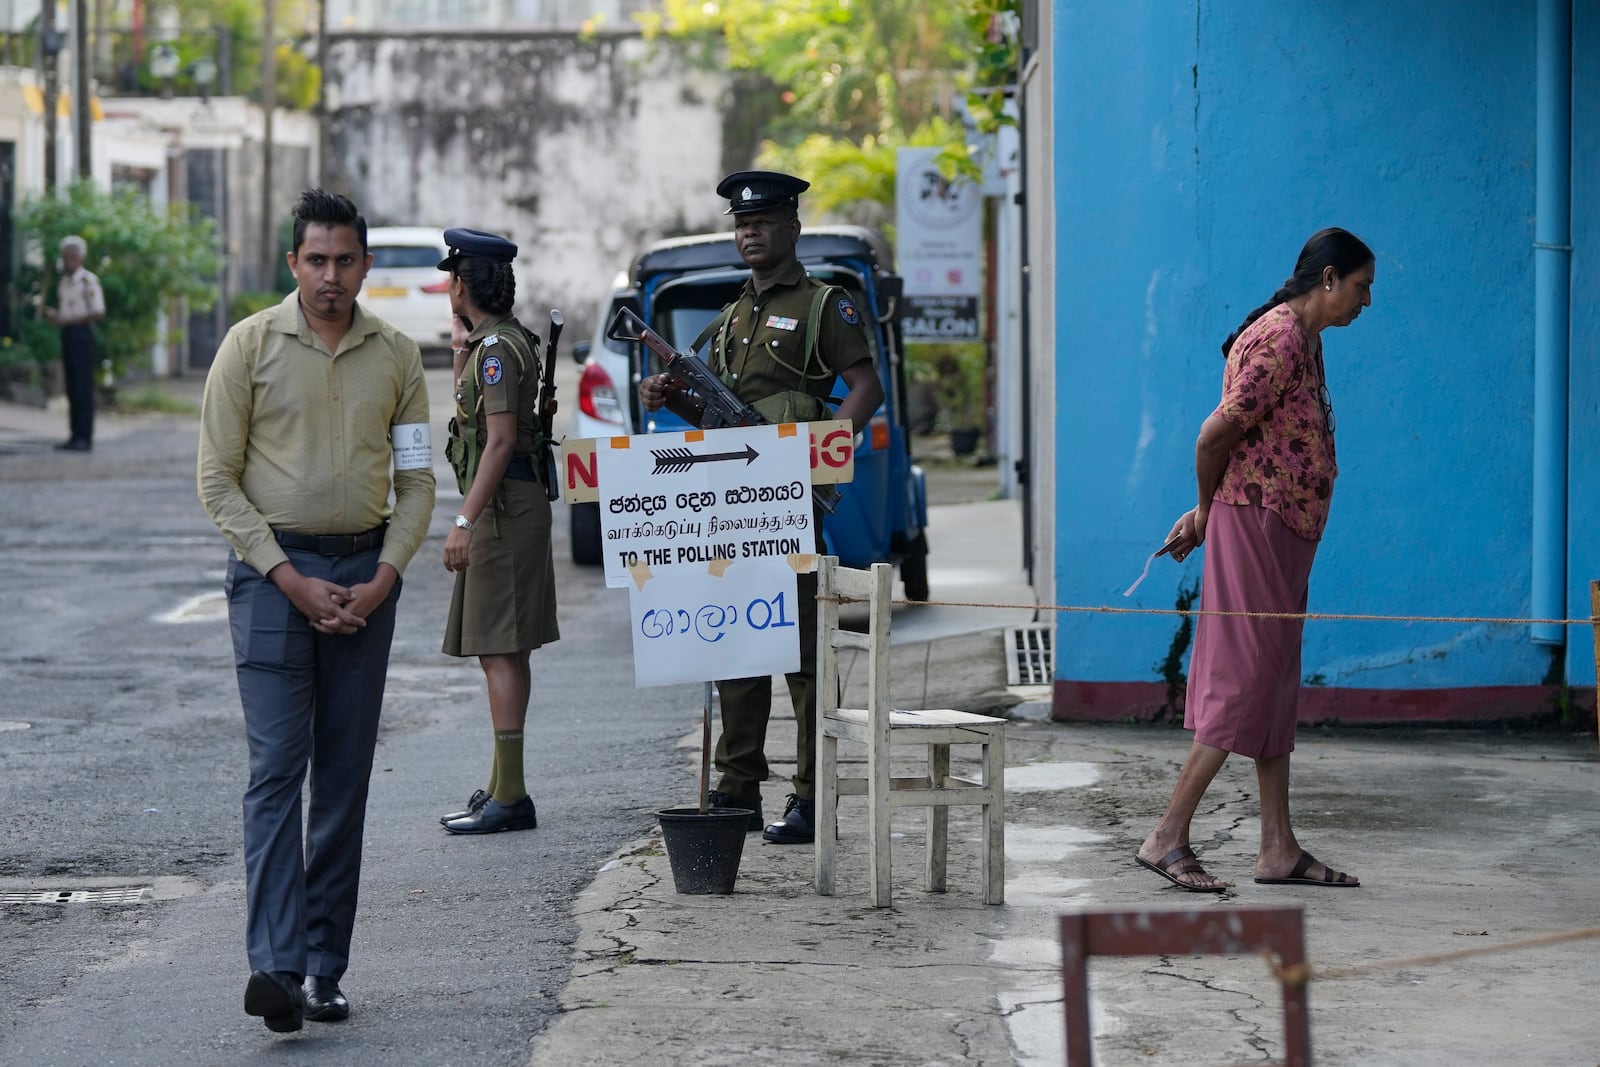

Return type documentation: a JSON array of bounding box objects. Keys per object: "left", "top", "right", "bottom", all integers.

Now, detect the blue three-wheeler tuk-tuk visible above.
[{"left": 567, "top": 226, "right": 931, "bottom": 600}]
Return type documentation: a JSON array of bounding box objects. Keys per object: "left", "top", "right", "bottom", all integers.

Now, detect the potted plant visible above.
[{"left": 932, "top": 343, "right": 987, "bottom": 457}]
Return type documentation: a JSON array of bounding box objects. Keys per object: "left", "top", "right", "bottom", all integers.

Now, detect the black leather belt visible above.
[
  {"left": 503, "top": 454, "right": 540, "bottom": 482},
  {"left": 273, "top": 523, "right": 387, "bottom": 556}
]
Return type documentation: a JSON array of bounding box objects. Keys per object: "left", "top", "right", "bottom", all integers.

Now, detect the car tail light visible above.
[
  {"left": 579, "top": 361, "right": 624, "bottom": 426},
  {"left": 869, "top": 413, "right": 890, "bottom": 452},
  {"left": 420, "top": 277, "right": 451, "bottom": 294}
]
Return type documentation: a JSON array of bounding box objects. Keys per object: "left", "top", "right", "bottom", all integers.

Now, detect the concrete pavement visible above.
[
  {"left": 4, "top": 382, "right": 1598, "bottom": 1065},
  {"left": 526, "top": 470, "right": 1600, "bottom": 1065}
]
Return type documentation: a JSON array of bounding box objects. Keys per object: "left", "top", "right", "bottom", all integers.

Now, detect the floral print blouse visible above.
[{"left": 1212, "top": 303, "right": 1337, "bottom": 541}]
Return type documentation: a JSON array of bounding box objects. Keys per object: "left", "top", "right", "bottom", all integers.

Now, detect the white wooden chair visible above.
[{"left": 814, "top": 557, "right": 1006, "bottom": 907}]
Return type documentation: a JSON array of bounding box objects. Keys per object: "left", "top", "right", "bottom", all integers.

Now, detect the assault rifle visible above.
[
  {"left": 607, "top": 306, "right": 838, "bottom": 513},
  {"left": 539, "top": 309, "right": 563, "bottom": 501}
]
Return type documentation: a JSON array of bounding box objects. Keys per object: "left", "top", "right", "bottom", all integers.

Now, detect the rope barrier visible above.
[
  {"left": 1268, "top": 926, "right": 1600, "bottom": 987},
  {"left": 824, "top": 594, "right": 1599, "bottom": 628}
]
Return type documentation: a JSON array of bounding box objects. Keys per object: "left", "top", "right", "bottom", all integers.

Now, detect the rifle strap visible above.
[
  {"left": 703, "top": 281, "right": 836, "bottom": 383},
  {"left": 802, "top": 284, "right": 833, "bottom": 381},
  {"left": 695, "top": 305, "right": 737, "bottom": 377},
  {"left": 766, "top": 283, "right": 837, "bottom": 383}
]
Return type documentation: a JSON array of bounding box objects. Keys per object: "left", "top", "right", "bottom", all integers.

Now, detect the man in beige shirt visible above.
[
  {"left": 197, "top": 189, "right": 435, "bottom": 1033},
  {"left": 44, "top": 234, "right": 105, "bottom": 451}
]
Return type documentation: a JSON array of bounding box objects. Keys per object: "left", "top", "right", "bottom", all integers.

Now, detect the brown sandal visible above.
[
  {"left": 1135, "top": 845, "right": 1227, "bottom": 893},
  {"left": 1254, "top": 850, "right": 1360, "bottom": 887}
]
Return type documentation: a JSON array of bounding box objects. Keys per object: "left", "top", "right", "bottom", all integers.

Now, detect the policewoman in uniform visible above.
[
  {"left": 639, "top": 171, "right": 884, "bottom": 845},
  {"left": 436, "top": 228, "right": 559, "bottom": 834}
]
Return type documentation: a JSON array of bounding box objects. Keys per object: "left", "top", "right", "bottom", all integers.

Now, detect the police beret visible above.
[
  {"left": 436, "top": 228, "right": 518, "bottom": 270},
  {"left": 717, "top": 170, "right": 810, "bottom": 215}
]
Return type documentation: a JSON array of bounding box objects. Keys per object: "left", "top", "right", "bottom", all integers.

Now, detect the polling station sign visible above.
[
  {"left": 595, "top": 423, "right": 816, "bottom": 590},
  {"left": 626, "top": 558, "right": 801, "bottom": 687}
]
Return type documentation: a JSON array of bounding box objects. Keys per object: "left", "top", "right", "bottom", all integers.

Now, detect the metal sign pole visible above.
[{"left": 699, "top": 681, "right": 713, "bottom": 814}]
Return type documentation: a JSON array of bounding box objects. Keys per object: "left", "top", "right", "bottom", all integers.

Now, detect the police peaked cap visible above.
[
  {"left": 717, "top": 170, "right": 810, "bottom": 215},
  {"left": 436, "top": 228, "right": 518, "bottom": 271}
]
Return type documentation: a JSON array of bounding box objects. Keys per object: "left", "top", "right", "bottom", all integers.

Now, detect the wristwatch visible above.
[{"left": 453, "top": 514, "right": 475, "bottom": 532}]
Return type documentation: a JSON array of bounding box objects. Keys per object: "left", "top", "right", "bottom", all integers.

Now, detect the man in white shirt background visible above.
[{"left": 44, "top": 234, "right": 106, "bottom": 452}]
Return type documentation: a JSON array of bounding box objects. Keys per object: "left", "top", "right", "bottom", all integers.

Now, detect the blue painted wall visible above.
[
  {"left": 1052, "top": 1, "right": 1595, "bottom": 705},
  {"left": 1567, "top": 0, "right": 1600, "bottom": 687}
]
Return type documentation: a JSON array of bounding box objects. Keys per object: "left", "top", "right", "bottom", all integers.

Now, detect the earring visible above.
[{"left": 1324, "top": 284, "right": 1332, "bottom": 290}]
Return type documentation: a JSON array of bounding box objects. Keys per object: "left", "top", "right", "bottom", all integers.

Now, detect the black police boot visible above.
[
  {"left": 706, "top": 789, "right": 764, "bottom": 831},
  {"left": 762, "top": 794, "right": 815, "bottom": 844}
]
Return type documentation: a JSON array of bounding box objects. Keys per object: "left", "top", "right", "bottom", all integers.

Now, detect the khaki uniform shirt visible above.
[
  {"left": 458, "top": 312, "right": 541, "bottom": 458},
  {"left": 197, "top": 292, "right": 436, "bottom": 577},
  {"left": 56, "top": 266, "right": 105, "bottom": 323},
  {"left": 711, "top": 260, "right": 873, "bottom": 409}
]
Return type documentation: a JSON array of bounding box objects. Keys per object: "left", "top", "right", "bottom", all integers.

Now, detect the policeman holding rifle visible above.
[
  {"left": 639, "top": 171, "right": 884, "bottom": 845},
  {"left": 437, "top": 228, "right": 560, "bottom": 835}
]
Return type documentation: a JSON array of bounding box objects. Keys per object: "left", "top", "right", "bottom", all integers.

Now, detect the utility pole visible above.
[
  {"left": 72, "top": 0, "right": 91, "bottom": 180},
  {"left": 260, "top": 0, "right": 277, "bottom": 290},
  {"left": 40, "top": 0, "right": 59, "bottom": 194},
  {"left": 315, "top": 0, "right": 327, "bottom": 185}
]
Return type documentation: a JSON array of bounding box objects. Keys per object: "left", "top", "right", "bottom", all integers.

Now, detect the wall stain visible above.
[{"left": 321, "top": 31, "right": 740, "bottom": 331}]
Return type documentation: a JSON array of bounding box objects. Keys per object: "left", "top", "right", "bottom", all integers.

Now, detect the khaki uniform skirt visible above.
[{"left": 443, "top": 478, "right": 560, "bottom": 657}]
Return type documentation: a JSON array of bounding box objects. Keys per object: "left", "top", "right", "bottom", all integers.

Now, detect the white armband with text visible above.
[{"left": 392, "top": 423, "right": 433, "bottom": 470}]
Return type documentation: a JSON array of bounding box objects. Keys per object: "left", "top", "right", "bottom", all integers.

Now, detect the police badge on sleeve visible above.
[
  {"left": 480, "top": 354, "right": 503, "bottom": 386},
  {"left": 837, "top": 296, "right": 861, "bottom": 326}
]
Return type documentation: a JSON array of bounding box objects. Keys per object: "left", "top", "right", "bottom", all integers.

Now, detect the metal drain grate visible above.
[
  {"left": 1, "top": 886, "right": 154, "bottom": 905},
  {"left": 1005, "top": 624, "right": 1054, "bottom": 686}
]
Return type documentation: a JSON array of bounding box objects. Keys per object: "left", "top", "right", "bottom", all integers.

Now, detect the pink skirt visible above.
[{"left": 1184, "top": 503, "right": 1320, "bottom": 759}]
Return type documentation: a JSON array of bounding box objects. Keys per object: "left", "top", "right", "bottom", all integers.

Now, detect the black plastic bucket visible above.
[{"left": 656, "top": 807, "right": 752, "bottom": 894}]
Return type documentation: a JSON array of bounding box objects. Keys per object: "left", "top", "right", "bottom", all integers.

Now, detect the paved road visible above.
[{"left": 0, "top": 385, "right": 695, "bottom": 1065}]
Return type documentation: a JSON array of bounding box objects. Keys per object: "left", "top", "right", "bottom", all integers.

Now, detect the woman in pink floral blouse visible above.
[{"left": 1136, "top": 228, "right": 1375, "bottom": 892}]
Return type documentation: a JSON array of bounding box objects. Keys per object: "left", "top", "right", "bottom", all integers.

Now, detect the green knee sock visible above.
[
  {"left": 485, "top": 746, "right": 499, "bottom": 799},
  {"left": 491, "top": 730, "right": 526, "bottom": 805}
]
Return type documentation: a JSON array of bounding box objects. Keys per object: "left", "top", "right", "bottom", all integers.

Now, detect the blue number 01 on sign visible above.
[{"left": 628, "top": 559, "right": 801, "bottom": 687}]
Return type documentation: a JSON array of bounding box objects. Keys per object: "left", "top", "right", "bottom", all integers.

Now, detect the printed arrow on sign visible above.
[{"left": 650, "top": 444, "right": 760, "bottom": 474}]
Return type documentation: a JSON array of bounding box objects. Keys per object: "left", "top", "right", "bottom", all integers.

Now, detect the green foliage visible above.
[
  {"left": 142, "top": 0, "right": 319, "bottom": 109},
  {"left": 272, "top": 42, "right": 322, "bottom": 110},
  {"left": 760, "top": 116, "right": 979, "bottom": 234},
  {"left": 0, "top": 333, "right": 37, "bottom": 372},
  {"left": 910, "top": 342, "right": 986, "bottom": 431},
  {"left": 0, "top": 314, "right": 63, "bottom": 371},
  {"left": 643, "top": 0, "right": 970, "bottom": 139},
  {"left": 640, "top": 0, "right": 986, "bottom": 215},
  {"left": 113, "top": 385, "right": 199, "bottom": 415},
  {"left": 964, "top": 0, "right": 1022, "bottom": 134},
  {"left": 230, "top": 290, "right": 282, "bottom": 323},
  {"left": 17, "top": 181, "right": 220, "bottom": 381}
]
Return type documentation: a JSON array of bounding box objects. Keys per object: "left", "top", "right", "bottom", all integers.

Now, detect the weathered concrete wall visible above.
[{"left": 323, "top": 30, "right": 749, "bottom": 338}]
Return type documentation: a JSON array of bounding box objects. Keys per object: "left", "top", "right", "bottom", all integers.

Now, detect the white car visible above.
[
  {"left": 362, "top": 227, "right": 453, "bottom": 356},
  {"left": 566, "top": 272, "right": 635, "bottom": 564}
]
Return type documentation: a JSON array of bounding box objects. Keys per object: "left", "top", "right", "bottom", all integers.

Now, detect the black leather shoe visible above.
[
  {"left": 443, "top": 795, "right": 537, "bottom": 834},
  {"left": 763, "top": 794, "right": 815, "bottom": 844},
  {"left": 440, "top": 788, "right": 492, "bottom": 825},
  {"left": 244, "top": 969, "right": 305, "bottom": 1033},
  {"left": 707, "top": 789, "right": 763, "bottom": 831},
  {"left": 303, "top": 976, "right": 350, "bottom": 1022},
  {"left": 54, "top": 439, "right": 91, "bottom": 452}
]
